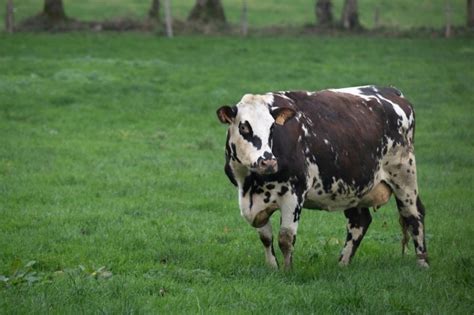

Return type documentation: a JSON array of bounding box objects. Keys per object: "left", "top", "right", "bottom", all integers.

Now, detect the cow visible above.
[{"left": 216, "top": 85, "right": 428, "bottom": 270}]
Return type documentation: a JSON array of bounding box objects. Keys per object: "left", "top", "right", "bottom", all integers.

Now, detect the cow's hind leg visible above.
[
  {"left": 257, "top": 221, "right": 278, "bottom": 269},
  {"left": 396, "top": 195, "right": 429, "bottom": 267},
  {"left": 388, "top": 154, "right": 429, "bottom": 267},
  {"left": 339, "top": 207, "right": 372, "bottom": 266}
]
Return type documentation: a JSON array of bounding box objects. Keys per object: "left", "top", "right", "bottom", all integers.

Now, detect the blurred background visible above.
[{"left": 1, "top": 0, "right": 471, "bottom": 34}]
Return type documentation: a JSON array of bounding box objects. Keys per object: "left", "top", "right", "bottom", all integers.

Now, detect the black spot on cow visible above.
[
  {"left": 409, "top": 158, "right": 413, "bottom": 165},
  {"left": 416, "top": 196, "right": 426, "bottom": 217},
  {"left": 259, "top": 234, "right": 272, "bottom": 247},
  {"left": 266, "top": 184, "right": 275, "bottom": 190},
  {"left": 346, "top": 232, "right": 353, "bottom": 241},
  {"left": 242, "top": 175, "right": 253, "bottom": 197},
  {"left": 413, "top": 239, "right": 420, "bottom": 248},
  {"left": 263, "top": 151, "right": 273, "bottom": 160},
  {"left": 230, "top": 143, "right": 241, "bottom": 163},
  {"left": 224, "top": 163, "right": 237, "bottom": 186},
  {"left": 317, "top": 190, "right": 323, "bottom": 195},
  {"left": 264, "top": 192, "right": 271, "bottom": 203},
  {"left": 401, "top": 215, "right": 420, "bottom": 236},
  {"left": 239, "top": 121, "right": 262, "bottom": 150},
  {"left": 278, "top": 186, "right": 289, "bottom": 196},
  {"left": 293, "top": 205, "right": 302, "bottom": 222}
]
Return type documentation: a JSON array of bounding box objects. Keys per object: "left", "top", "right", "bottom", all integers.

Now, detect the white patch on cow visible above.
[
  {"left": 272, "top": 92, "right": 295, "bottom": 104},
  {"left": 330, "top": 85, "right": 412, "bottom": 133},
  {"left": 376, "top": 94, "right": 410, "bottom": 129},
  {"left": 323, "top": 139, "right": 330, "bottom": 145},
  {"left": 351, "top": 226, "right": 364, "bottom": 240},
  {"left": 328, "top": 85, "right": 374, "bottom": 101},
  {"left": 301, "top": 125, "right": 309, "bottom": 136},
  {"left": 339, "top": 242, "right": 353, "bottom": 266}
]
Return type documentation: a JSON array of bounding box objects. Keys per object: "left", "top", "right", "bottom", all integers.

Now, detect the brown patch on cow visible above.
[
  {"left": 288, "top": 90, "right": 386, "bottom": 192},
  {"left": 252, "top": 205, "right": 278, "bottom": 228}
]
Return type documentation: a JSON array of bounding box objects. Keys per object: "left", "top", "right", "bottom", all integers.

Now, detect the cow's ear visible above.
[
  {"left": 217, "top": 106, "right": 237, "bottom": 124},
  {"left": 271, "top": 107, "right": 296, "bottom": 125}
]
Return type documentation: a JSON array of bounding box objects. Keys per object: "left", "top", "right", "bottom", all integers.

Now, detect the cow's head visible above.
[{"left": 217, "top": 94, "right": 295, "bottom": 175}]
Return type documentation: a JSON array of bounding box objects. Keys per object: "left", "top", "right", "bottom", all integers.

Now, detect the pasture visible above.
[{"left": 0, "top": 33, "right": 473, "bottom": 313}]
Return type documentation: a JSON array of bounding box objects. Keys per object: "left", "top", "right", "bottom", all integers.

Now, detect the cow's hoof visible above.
[
  {"left": 417, "top": 259, "right": 429, "bottom": 268},
  {"left": 338, "top": 261, "right": 349, "bottom": 267},
  {"left": 266, "top": 259, "right": 279, "bottom": 270}
]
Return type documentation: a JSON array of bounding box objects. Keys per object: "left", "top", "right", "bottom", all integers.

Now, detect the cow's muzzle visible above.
[{"left": 256, "top": 157, "right": 278, "bottom": 175}]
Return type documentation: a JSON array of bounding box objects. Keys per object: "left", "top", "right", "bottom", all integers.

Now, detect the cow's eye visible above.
[{"left": 239, "top": 123, "right": 251, "bottom": 134}]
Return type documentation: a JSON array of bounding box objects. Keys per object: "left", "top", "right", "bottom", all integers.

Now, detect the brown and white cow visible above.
[{"left": 216, "top": 85, "right": 428, "bottom": 270}]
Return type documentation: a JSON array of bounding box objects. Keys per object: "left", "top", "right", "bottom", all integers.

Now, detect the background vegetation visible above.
[
  {"left": 0, "top": 0, "right": 469, "bottom": 31},
  {"left": 1, "top": 1, "right": 473, "bottom": 314}
]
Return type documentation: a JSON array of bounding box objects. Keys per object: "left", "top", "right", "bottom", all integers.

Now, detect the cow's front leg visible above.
[
  {"left": 339, "top": 207, "right": 372, "bottom": 266},
  {"left": 257, "top": 221, "right": 278, "bottom": 269},
  {"left": 278, "top": 198, "right": 302, "bottom": 271}
]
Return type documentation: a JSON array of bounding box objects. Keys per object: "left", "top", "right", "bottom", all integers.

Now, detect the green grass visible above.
[
  {"left": 0, "top": 0, "right": 468, "bottom": 30},
  {"left": 1, "top": 33, "right": 473, "bottom": 313}
]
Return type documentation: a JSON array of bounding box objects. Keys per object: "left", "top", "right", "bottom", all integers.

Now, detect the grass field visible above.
[
  {"left": 0, "top": 32, "right": 473, "bottom": 313},
  {"left": 0, "top": 0, "right": 468, "bottom": 30}
]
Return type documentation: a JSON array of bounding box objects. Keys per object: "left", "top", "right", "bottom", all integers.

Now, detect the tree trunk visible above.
[
  {"left": 164, "top": 0, "right": 173, "bottom": 38},
  {"left": 468, "top": 0, "right": 474, "bottom": 27},
  {"left": 149, "top": 0, "right": 160, "bottom": 20},
  {"left": 188, "top": 0, "right": 226, "bottom": 24},
  {"left": 315, "top": 0, "right": 333, "bottom": 27},
  {"left": 5, "top": 0, "right": 14, "bottom": 33},
  {"left": 43, "top": 0, "right": 67, "bottom": 21},
  {"left": 373, "top": 6, "right": 380, "bottom": 28},
  {"left": 241, "top": 0, "right": 248, "bottom": 36},
  {"left": 445, "top": 0, "right": 452, "bottom": 38},
  {"left": 341, "top": 0, "right": 360, "bottom": 29}
]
